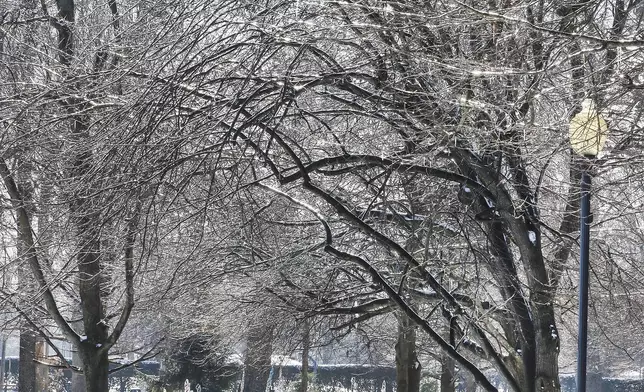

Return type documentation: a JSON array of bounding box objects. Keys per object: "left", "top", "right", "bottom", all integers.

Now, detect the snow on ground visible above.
[{"left": 272, "top": 355, "right": 302, "bottom": 367}]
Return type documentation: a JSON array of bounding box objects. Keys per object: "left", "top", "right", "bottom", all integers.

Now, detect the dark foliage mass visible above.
[{"left": 157, "top": 333, "right": 237, "bottom": 391}]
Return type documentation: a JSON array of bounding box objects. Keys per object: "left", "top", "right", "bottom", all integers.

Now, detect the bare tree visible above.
[
  {"left": 148, "top": 1, "right": 644, "bottom": 391},
  {"left": 0, "top": 0, "right": 198, "bottom": 390}
]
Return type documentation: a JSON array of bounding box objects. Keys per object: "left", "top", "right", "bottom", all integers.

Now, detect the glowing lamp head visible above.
[{"left": 569, "top": 99, "right": 608, "bottom": 157}]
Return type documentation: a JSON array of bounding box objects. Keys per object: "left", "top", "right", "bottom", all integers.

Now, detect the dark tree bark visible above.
[
  {"left": 79, "top": 347, "right": 110, "bottom": 392},
  {"left": 464, "top": 373, "right": 477, "bottom": 392},
  {"left": 395, "top": 315, "right": 421, "bottom": 392},
  {"left": 18, "top": 326, "right": 36, "bottom": 392},
  {"left": 17, "top": 169, "right": 36, "bottom": 392},
  {"left": 72, "top": 364, "right": 86, "bottom": 392},
  {"left": 71, "top": 311, "right": 86, "bottom": 392},
  {"left": 440, "top": 317, "right": 457, "bottom": 392},
  {"left": 440, "top": 353, "right": 455, "bottom": 392},
  {"left": 300, "top": 319, "right": 310, "bottom": 392},
  {"left": 0, "top": 335, "right": 6, "bottom": 390},
  {"left": 243, "top": 322, "right": 274, "bottom": 392},
  {"left": 35, "top": 340, "right": 48, "bottom": 391}
]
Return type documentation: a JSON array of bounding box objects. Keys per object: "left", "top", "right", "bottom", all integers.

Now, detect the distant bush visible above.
[{"left": 153, "top": 333, "right": 239, "bottom": 392}]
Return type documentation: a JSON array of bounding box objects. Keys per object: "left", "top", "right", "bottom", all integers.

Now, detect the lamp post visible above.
[{"left": 569, "top": 99, "right": 608, "bottom": 392}]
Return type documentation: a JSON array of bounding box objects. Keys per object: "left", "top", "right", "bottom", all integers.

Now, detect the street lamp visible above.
[{"left": 569, "top": 98, "right": 608, "bottom": 392}]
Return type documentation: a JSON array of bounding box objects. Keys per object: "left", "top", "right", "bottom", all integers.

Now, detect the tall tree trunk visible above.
[
  {"left": 71, "top": 310, "right": 86, "bottom": 392},
  {"left": 243, "top": 322, "right": 273, "bottom": 392},
  {"left": 57, "top": 1, "right": 111, "bottom": 389},
  {"left": 18, "top": 326, "right": 36, "bottom": 392},
  {"left": 35, "top": 161, "right": 53, "bottom": 392},
  {"left": 532, "top": 294, "right": 560, "bottom": 391},
  {"left": 35, "top": 340, "right": 48, "bottom": 391},
  {"left": 440, "top": 354, "right": 455, "bottom": 392},
  {"left": 79, "top": 347, "right": 110, "bottom": 392},
  {"left": 75, "top": 220, "right": 108, "bottom": 392},
  {"left": 300, "top": 319, "right": 310, "bottom": 392},
  {"left": 17, "top": 156, "right": 36, "bottom": 392},
  {"left": 0, "top": 335, "right": 6, "bottom": 391},
  {"left": 464, "top": 373, "right": 477, "bottom": 392},
  {"left": 440, "top": 316, "right": 456, "bottom": 392},
  {"left": 395, "top": 315, "right": 421, "bottom": 392},
  {"left": 71, "top": 350, "right": 86, "bottom": 392}
]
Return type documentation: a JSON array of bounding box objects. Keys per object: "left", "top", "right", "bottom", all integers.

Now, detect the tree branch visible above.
[{"left": 0, "top": 159, "right": 80, "bottom": 345}]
